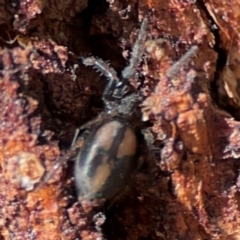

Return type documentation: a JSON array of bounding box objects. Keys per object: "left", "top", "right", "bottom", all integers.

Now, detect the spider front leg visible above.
[
  {"left": 81, "top": 16, "right": 149, "bottom": 103},
  {"left": 119, "top": 16, "right": 148, "bottom": 88},
  {"left": 166, "top": 45, "right": 198, "bottom": 79},
  {"left": 81, "top": 56, "right": 120, "bottom": 104}
]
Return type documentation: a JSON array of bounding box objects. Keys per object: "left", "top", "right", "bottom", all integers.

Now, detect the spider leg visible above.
[
  {"left": 81, "top": 56, "right": 119, "bottom": 103},
  {"left": 81, "top": 17, "right": 148, "bottom": 102},
  {"left": 166, "top": 45, "right": 198, "bottom": 79},
  {"left": 40, "top": 111, "right": 114, "bottom": 187},
  {"left": 119, "top": 17, "right": 148, "bottom": 88},
  {"left": 70, "top": 128, "right": 80, "bottom": 148}
]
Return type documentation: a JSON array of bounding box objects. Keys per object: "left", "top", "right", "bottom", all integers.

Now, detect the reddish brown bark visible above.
[{"left": 0, "top": 0, "right": 240, "bottom": 239}]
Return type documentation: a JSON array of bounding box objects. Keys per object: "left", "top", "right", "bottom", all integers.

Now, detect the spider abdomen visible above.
[{"left": 74, "top": 120, "right": 137, "bottom": 201}]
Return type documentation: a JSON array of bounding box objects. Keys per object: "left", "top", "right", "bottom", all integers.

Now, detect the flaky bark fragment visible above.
[{"left": 0, "top": 43, "right": 80, "bottom": 239}]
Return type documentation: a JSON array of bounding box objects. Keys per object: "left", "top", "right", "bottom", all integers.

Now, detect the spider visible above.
[
  {"left": 73, "top": 17, "right": 149, "bottom": 203},
  {"left": 43, "top": 17, "right": 149, "bottom": 206},
  {"left": 44, "top": 15, "right": 198, "bottom": 206}
]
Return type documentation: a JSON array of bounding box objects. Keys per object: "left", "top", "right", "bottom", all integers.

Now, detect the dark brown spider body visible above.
[{"left": 74, "top": 119, "right": 137, "bottom": 201}]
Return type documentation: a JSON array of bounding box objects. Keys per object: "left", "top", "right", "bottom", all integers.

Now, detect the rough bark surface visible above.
[{"left": 0, "top": 0, "right": 240, "bottom": 239}]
